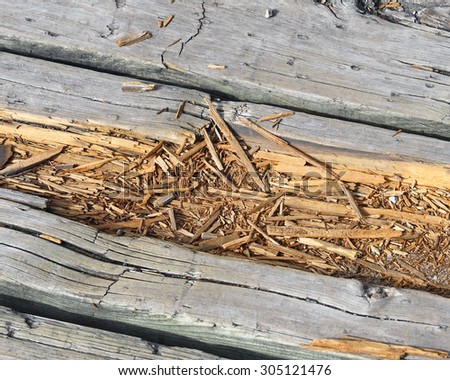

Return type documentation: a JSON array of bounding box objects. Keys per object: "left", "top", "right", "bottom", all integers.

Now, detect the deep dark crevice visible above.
[
  {"left": 0, "top": 295, "right": 282, "bottom": 360},
  {"left": 178, "top": 0, "right": 206, "bottom": 56}
]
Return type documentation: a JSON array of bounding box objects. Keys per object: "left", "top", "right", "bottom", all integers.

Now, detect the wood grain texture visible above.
[
  {"left": 0, "top": 0, "right": 449, "bottom": 137},
  {"left": 0, "top": 306, "right": 223, "bottom": 359},
  {"left": 1, "top": 196, "right": 450, "bottom": 359}
]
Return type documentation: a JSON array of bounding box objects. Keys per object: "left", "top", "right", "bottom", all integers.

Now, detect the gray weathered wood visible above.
[
  {"left": 0, "top": 1, "right": 449, "bottom": 137},
  {"left": 0, "top": 188, "right": 48, "bottom": 209},
  {"left": 1, "top": 197, "right": 449, "bottom": 359},
  {"left": 0, "top": 306, "right": 223, "bottom": 359},
  {"left": 1, "top": 52, "right": 449, "bottom": 172}
]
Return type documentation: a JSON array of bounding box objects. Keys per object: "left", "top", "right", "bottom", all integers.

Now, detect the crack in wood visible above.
[
  {"left": 178, "top": 0, "right": 206, "bottom": 56},
  {"left": 3, "top": 223, "right": 448, "bottom": 329}
]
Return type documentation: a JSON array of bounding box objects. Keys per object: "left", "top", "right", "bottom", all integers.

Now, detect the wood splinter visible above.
[
  {"left": 204, "top": 99, "right": 267, "bottom": 192},
  {"left": 121, "top": 81, "right": 156, "bottom": 92},
  {"left": 115, "top": 31, "right": 152, "bottom": 47}
]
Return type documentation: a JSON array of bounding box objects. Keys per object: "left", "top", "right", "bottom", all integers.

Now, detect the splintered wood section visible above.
[
  {"left": 0, "top": 1, "right": 449, "bottom": 136},
  {"left": 1, "top": 194, "right": 450, "bottom": 359},
  {"left": 0, "top": 306, "right": 223, "bottom": 360},
  {"left": 1, "top": 103, "right": 450, "bottom": 296}
]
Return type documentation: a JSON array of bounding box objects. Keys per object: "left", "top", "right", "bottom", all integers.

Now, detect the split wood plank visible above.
[
  {"left": 1, "top": 1, "right": 449, "bottom": 136},
  {"left": 0, "top": 306, "right": 223, "bottom": 360},
  {"left": 204, "top": 98, "right": 266, "bottom": 192},
  {"left": 1, "top": 53, "right": 449, "bottom": 184},
  {"left": 2, "top": 196, "right": 450, "bottom": 358}
]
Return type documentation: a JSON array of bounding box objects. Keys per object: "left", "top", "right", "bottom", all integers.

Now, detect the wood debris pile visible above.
[{"left": 1, "top": 101, "right": 449, "bottom": 295}]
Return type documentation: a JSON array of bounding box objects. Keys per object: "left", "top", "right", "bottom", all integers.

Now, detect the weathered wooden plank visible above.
[
  {"left": 0, "top": 55, "right": 205, "bottom": 145},
  {"left": 0, "top": 306, "right": 223, "bottom": 359},
  {"left": 1, "top": 52, "right": 449, "bottom": 186},
  {"left": 0, "top": 0, "right": 448, "bottom": 136},
  {"left": 1, "top": 196, "right": 450, "bottom": 359}
]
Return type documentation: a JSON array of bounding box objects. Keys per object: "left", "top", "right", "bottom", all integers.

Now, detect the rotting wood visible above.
[
  {"left": 2, "top": 53, "right": 449, "bottom": 171},
  {"left": 239, "top": 117, "right": 364, "bottom": 220},
  {"left": 1, "top": 112, "right": 449, "bottom": 295}
]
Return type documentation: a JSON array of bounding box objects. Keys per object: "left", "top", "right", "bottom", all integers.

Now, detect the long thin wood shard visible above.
[
  {"left": 297, "top": 237, "right": 359, "bottom": 260},
  {"left": 115, "top": 31, "right": 152, "bottom": 47},
  {"left": 204, "top": 99, "right": 267, "bottom": 192},
  {"left": 0, "top": 146, "right": 64, "bottom": 176},
  {"left": 267, "top": 226, "right": 404, "bottom": 239},
  {"left": 201, "top": 126, "right": 224, "bottom": 171},
  {"left": 238, "top": 117, "right": 364, "bottom": 220}
]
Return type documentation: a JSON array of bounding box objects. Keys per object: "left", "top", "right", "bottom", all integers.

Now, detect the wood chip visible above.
[
  {"left": 199, "top": 232, "right": 240, "bottom": 251},
  {"left": 189, "top": 206, "right": 222, "bottom": 244},
  {"left": 115, "top": 31, "right": 151, "bottom": 47},
  {"left": 121, "top": 81, "right": 156, "bottom": 92},
  {"left": 39, "top": 234, "right": 62, "bottom": 244},
  {"left": 159, "top": 15, "right": 174, "bottom": 28},
  {"left": 167, "top": 208, "right": 177, "bottom": 231},
  {"left": 267, "top": 242, "right": 329, "bottom": 265},
  {"left": 207, "top": 64, "right": 226, "bottom": 70},
  {"left": 175, "top": 100, "right": 186, "bottom": 119},
  {"left": 153, "top": 193, "right": 175, "bottom": 207},
  {"left": 72, "top": 158, "right": 114, "bottom": 173},
  {"left": 221, "top": 235, "right": 251, "bottom": 250},
  {"left": 256, "top": 112, "right": 295, "bottom": 122},
  {"left": 201, "top": 127, "right": 224, "bottom": 171}
]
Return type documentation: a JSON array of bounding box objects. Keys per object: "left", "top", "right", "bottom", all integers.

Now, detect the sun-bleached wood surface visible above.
[
  {"left": 0, "top": 0, "right": 449, "bottom": 137},
  {"left": 1, "top": 0, "right": 450, "bottom": 360}
]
